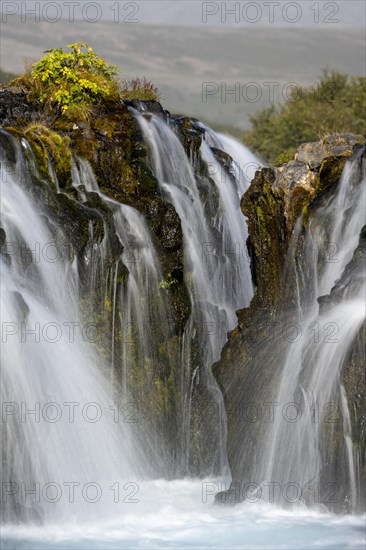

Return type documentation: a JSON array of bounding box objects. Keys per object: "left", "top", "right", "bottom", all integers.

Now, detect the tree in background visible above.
[{"left": 242, "top": 70, "right": 366, "bottom": 164}]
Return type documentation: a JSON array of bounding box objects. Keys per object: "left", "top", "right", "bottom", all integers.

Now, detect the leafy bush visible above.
[
  {"left": 121, "top": 77, "right": 161, "bottom": 101},
  {"left": 7, "top": 45, "right": 162, "bottom": 117},
  {"left": 10, "top": 43, "right": 120, "bottom": 116},
  {"left": 242, "top": 70, "right": 366, "bottom": 163}
]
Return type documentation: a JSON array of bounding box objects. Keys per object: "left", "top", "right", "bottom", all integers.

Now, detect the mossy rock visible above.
[
  {"left": 273, "top": 150, "right": 295, "bottom": 166},
  {"left": 146, "top": 200, "right": 183, "bottom": 251},
  {"left": 0, "top": 129, "right": 18, "bottom": 165},
  {"left": 168, "top": 283, "right": 192, "bottom": 332},
  {"left": 295, "top": 134, "right": 365, "bottom": 170},
  {"left": 241, "top": 167, "right": 288, "bottom": 307},
  {"left": 173, "top": 116, "right": 203, "bottom": 156},
  {"left": 132, "top": 160, "right": 159, "bottom": 195},
  {"left": 23, "top": 125, "right": 72, "bottom": 187},
  {"left": 54, "top": 193, "right": 90, "bottom": 252},
  {"left": 316, "top": 155, "right": 348, "bottom": 191}
]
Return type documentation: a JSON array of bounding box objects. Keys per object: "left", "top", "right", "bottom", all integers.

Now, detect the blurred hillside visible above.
[{"left": 1, "top": 17, "right": 365, "bottom": 130}]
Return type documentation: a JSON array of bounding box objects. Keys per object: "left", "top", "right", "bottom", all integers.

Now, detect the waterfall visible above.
[
  {"left": 1, "top": 115, "right": 259, "bottom": 525},
  {"left": 134, "top": 112, "right": 256, "bottom": 474},
  {"left": 214, "top": 133, "right": 261, "bottom": 195},
  {"left": 89, "top": 193, "right": 180, "bottom": 475},
  {"left": 64, "top": 154, "right": 184, "bottom": 477},
  {"left": 0, "top": 135, "right": 139, "bottom": 524},
  {"left": 1, "top": 99, "right": 363, "bottom": 537},
  {"left": 196, "top": 126, "right": 262, "bottom": 198},
  {"left": 246, "top": 151, "right": 366, "bottom": 510}
]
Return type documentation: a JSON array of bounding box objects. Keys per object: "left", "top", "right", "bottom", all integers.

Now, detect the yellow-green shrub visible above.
[{"left": 25, "top": 43, "right": 120, "bottom": 114}]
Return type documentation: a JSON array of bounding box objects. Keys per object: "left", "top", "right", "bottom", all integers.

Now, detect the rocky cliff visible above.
[
  {"left": 1, "top": 89, "right": 365, "bottom": 500},
  {"left": 214, "top": 133, "right": 366, "bottom": 511},
  {"left": 1, "top": 90, "right": 204, "bottom": 473},
  {"left": 0, "top": 89, "right": 239, "bottom": 476}
]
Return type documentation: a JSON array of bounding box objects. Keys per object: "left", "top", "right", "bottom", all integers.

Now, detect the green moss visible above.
[
  {"left": 72, "top": 130, "right": 96, "bottom": 161},
  {"left": 302, "top": 203, "right": 310, "bottom": 226},
  {"left": 154, "top": 375, "right": 174, "bottom": 409},
  {"left": 133, "top": 161, "right": 159, "bottom": 195},
  {"left": 273, "top": 150, "right": 294, "bottom": 166},
  {"left": 159, "top": 272, "right": 179, "bottom": 289},
  {"left": 24, "top": 124, "right": 72, "bottom": 186},
  {"left": 93, "top": 116, "right": 118, "bottom": 139},
  {"left": 256, "top": 205, "right": 265, "bottom": 223},
  {"left": 317, "top": 156, "right": 347, "bottom": 191}
]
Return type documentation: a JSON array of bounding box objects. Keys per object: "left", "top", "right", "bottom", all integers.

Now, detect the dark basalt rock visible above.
[
  {"left": 0, "top": 227, "right": 6, "bottom": 248},
  {"left": 124, "top": 98, "right": 167, "bottom": 118},
  {"left": 214, "top": 137, "right": 366, "bottom": 511},
  {"left": 0, "top": 89, "right": 39, "bottom": 127},
  {"left": 0, "top": 127, "right": 18, "bottom": 164},
  {"left": 145, "top": 200, "right": 183, "bottom": 251},
  {"left": 211, "top": 147, "right": 232, "bottom": 170},
  {"left": 2, "top": 88, "right": 365, "bottom": 488},
  {"left": 172, "top": 116, "right": 203, "bottom": 155},
  {"left": 318, "top": 224, "right": 366, "bottom": 511}
]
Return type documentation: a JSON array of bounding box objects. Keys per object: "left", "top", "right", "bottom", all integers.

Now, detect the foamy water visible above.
[{"left": 2, "top": 480, "right": 365, "bottom": 549}]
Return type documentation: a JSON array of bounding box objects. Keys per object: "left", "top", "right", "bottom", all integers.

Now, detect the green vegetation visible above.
[
  {"left": 24, "top": 124, "right": 71, "bottom": 184},
  {"left": 121, "top": 77, "right": 161, "bottom": 101},
  {"left": 159, "top": 273, "right": 178, "bottom": 289},
  {"left": 3, "top": 43, "right": 162, "bottom": 187},
  {"left": 10, "top": 43, "right": 120, "bottom": 118},
  {"left": 7, "top": 43, "right": 160, "bottom": 119},
  {"left": 273, "top": 151, "right": 294, "bottom": 166},
  {"left": 242, "top": 70, "right": 366, "bottom": 164}
]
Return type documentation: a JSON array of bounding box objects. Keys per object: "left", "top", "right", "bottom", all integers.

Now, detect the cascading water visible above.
[
  {"left": 231, "top": 150, "right": 366, "bottom": 511},
  {"left": 86, "top": 190, "right": 181, "bottom": 475},
  {"left": 67, "top": 154, "right": 183, "bottom": 476},
  {"left": 195, "top": 125, "right": 261, "bottom": 198},
  {"left": 134, "top": 112, "right": 256, "bottom": 474},
  {"left": 1, "top": 117, "right": 259, "bottom": 519},
  {"left": 1, "top": 111, "right": 365, "bottom": 549},
  {"left": 0, "top": 136, "right": 139, "bottom": 525}
]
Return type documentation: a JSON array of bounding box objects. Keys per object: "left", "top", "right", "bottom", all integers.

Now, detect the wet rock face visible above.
[
  {"left": 145, "top": 200, "right": 183, "bottom": 251},
  {"left": 215, "top": 137, "right": 366, "bottom": 511},
  {"left": 318, "top": 226, "right": 366, "bottom": 511},
  {"left": 295, "top": 134, "right": 365, "bottom": 170},
  {"left": 0, "top": 90, "right": 39, "bottom": 127},
  {"left": 172, "top": 116, "right": 204, "bottom": 156},
  {"left": 241, "top": 134, "right": 365, "bottom": 312},
  {"left": 0, "top": 91, "right": 234, "bottom": 476},
  {"left": 2, "top": 89, "right": 365, "bottom": 487},
  {"left": 241, "top": 167, "right": 285, "bottom": 310},
  {"left": 124, "top": 99, "right": 167, "bottom": 117}
]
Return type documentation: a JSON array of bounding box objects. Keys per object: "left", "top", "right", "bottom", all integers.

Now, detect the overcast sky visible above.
[{"left": 4, "top": 1, "right": 366, "bottom": 27}]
